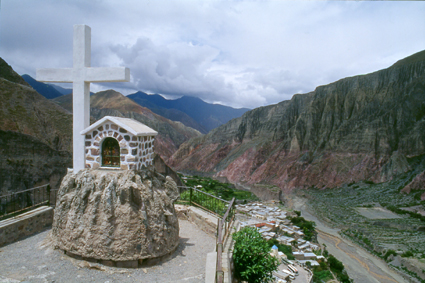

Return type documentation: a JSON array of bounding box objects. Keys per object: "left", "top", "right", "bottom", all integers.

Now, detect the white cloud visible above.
[{"left": 1, "top": 0, "right": 424, "bottom": 109}]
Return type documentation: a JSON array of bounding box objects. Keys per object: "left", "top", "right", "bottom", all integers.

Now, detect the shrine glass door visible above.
[{"left": 102, "top": 138, "right": 120, "bottom": 167}]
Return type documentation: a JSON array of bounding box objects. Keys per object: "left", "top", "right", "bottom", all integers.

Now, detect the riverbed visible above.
[{"left": 287, "top": 194, "right": 409, "bottom": 283}]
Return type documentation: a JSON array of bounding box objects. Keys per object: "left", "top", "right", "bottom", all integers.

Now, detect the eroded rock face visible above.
[
  {"left": 51, "top": 168, "right": 179, "bottom": 261},
  {"left": 169, "top": 51, "right": 425, "bottom": 191}
]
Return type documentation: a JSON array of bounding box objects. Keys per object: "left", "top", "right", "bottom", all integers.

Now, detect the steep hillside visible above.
[
  {"left": 128, "top": 92, "right": 250, "bottom": 133},
  {"left": 0, "top": 130, "right": 71, "bottom": 194},
  {"left": 54, "top": 90, "right": 202, "bottom": 160},
  {"left": 22, "top": 74, "right": 63, "bottom": 99},
  {"left": 0, "top": 58, "right": 29, "bottom": 86},
  {"left": 0, "top": 68, "right": 72, "bottom": 152},
  {"left": 51, "top": 84, "right": 72, "bottom": 95},
  {"left": 169, "top": 50, "right": 425, "bottom": 192},
  {"left": 0, "top": 58, "right": 72, "bottom": 192}
]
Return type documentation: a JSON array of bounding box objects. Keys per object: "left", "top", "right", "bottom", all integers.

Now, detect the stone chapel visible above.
[{"left": 81, "top": 116, "right": 157, "bottom": 170}]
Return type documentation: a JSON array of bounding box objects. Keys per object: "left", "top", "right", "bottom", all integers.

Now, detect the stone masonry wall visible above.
[
  {"left": 84, "top": 122, "right": 155, "bottom": 170},
  {"left": 0, "top": 206, "right": 53, "bottom": 247}
]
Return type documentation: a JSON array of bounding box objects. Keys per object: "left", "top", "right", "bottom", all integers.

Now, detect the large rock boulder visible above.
[{"left": 51, "top": 168, "right": 179, "bottom": 262}]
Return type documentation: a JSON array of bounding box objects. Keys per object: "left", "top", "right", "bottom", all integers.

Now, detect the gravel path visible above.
[{"left": 0, "top": 220, "right": 215, "bottom": 283}]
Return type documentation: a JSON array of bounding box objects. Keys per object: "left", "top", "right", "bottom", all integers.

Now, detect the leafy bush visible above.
[
  {"left": 337, "top": 271, "right": 352, "bottom": 283},
  {"left": 233, "top": 227, "right": 279, "bottom": 283},
  {"left": 401, "top": 250, "right": 414, "bottom": 258},
  {"left": 328, "top": 255, "right": 344, "bottom": 273},
  {"left": 383, "top": 249, "right": 398, "bottom": 260},
  {"left": 312, "top": 270, "right": 333, "bottom": 283},
  {"left": 180, "top": 175, "right": 258, "bottom": 201},
  {"left": 386, "top": 205, "right": 425, "bottom": 222},
  {"left": 327, "top": 254, "right": 353, "bottom": 282}
]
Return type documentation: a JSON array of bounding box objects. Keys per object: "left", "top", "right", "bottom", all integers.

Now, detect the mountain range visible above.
[
  {"left": 127, "top": 92, "right": 250, "bottom": 133},
  {"left": 22, "top": 76, "right": 249, "bottom": 134},
  {"left": 169, "top": 50, "right": 425, "bottom": 196},
  {"left": 52, "top": 90, "right": 201, "bottom": 160},
  {"left": 0, "top": 59, "right": 201, "bottom": 192},
  {"left": 3, "top": 49, "right": 425, "bottom": 200},
  {"left": 22, "top": 74, "right": 64, "bottom": 99}
]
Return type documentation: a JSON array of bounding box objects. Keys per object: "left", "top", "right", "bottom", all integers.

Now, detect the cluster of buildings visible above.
[{"left": 235, "top": 202, "right": 325, "bottom": 281}]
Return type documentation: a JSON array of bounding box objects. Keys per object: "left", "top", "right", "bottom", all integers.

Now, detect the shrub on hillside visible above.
[
  {"left": 233, "top": 227, "right": 279, "bottom": 283},
  {"left": 383, "top": 249, "right": 398, "bottom": 261}
]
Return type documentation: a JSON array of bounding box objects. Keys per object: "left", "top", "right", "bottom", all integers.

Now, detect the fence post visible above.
[
  {"left": 47, "top": 185, "right": 51, "bottom": 206},
  {"left": 216, "top": 219, "right": 224, "bottom": 283},
  {"left": 189, "top": 187, "right": 193, "bottom": 206}
]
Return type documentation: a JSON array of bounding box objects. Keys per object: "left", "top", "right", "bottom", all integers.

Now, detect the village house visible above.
[{"left": 81, "top": 116, "right": 158, "bottom": 170}]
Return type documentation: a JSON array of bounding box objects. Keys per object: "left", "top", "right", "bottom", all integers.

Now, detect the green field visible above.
[{"left": 179, "top": 174, "right": 259, "bottom": 202}]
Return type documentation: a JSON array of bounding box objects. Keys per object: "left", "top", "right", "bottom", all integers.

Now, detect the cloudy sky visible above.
[{"left": 1, "top": 1, "right": 424, "bottom": 109}]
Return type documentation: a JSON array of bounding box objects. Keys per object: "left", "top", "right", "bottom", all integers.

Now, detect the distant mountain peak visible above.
[
  {"left": 127, "top": 92, "right": 250, "bottom": 133},
  {"left": 22, "top": 74, "right": 64, "bottom": 99}
]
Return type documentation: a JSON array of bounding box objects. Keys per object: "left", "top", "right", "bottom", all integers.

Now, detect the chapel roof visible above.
[{"left": 80, "top": 116, "right": 158, "bottom": 136}]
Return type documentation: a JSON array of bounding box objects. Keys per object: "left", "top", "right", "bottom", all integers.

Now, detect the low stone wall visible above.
[
  {"left": 175, "top": 205, "right": 218, "bottom": 236},
  {"left": 0, "top": 206, "right": 53, "bottom": 247}
]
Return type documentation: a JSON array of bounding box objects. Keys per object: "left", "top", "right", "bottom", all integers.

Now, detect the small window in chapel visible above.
[{"left": 102, "top": 137, "right": 120, "bottom": 167}]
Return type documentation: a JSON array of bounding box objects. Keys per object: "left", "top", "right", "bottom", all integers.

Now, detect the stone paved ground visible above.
[{"left": 0, "top": 220, "right": 215, "bottom": 283}]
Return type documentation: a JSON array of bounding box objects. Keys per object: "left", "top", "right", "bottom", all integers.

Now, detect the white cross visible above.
[{"left": 36, "top": 25, "right": 130, "bottom": 173}]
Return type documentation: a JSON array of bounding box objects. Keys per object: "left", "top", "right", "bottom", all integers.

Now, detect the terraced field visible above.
[
  {"left": 307, "top": 179, "right": 425, "bottom": 255},
  {"left": 304, "top": 157, "right": 425, "bottom": 281}
]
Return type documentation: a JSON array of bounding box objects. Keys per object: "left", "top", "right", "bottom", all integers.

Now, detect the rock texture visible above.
[
  {"left": 401, "top": 170, "right": 425, "bottom": 200},
  {"left": 51, "top": 168, "right": 180, "bottom": 261},
  {"left": 169, "top": 50, "right": 425, "bottom": 192},
  {"left": 0, "top": 130, "right": 71, "bottom": 195},
  {"left": 0, "top": 58, "right": 72, "bottom": 193}
]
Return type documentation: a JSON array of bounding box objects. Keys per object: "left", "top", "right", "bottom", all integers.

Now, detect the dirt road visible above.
[{"left": 288, "top": 195, "right": 408, "bottom": 283}]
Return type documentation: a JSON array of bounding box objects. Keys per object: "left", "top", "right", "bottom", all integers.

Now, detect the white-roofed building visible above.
[
  {"left": 304, "top": 252, "right": 317, "bottom": 260},
  {"left": 81, "top": 116, "right": 158, "bottom": 170},
  {"left": 299, "top": 260, "right": 320, "bottom": 267}
]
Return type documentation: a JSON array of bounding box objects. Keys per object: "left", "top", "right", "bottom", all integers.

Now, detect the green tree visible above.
[
  {"left": 328, "top": 254, "right": 344, "bottom": 273},
  {"left": 233, "top": 227, "right": 279, "bottom": 283}
]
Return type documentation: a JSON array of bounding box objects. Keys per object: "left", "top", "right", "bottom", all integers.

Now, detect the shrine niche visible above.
[
  {"left": 102, "top": 137, "right": 120, "bottom": 167},
  {"left": 81, "top": 116, "right": 158, "bottom": 170}
]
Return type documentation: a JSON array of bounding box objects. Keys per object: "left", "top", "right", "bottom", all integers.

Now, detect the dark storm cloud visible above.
[{"left": 1, "top": 0, "right": 424, "bottom": 108}]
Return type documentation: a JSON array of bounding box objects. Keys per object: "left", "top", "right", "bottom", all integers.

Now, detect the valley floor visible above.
[{"left": 288, "top": 195, "right": 409, "bottom": 283}]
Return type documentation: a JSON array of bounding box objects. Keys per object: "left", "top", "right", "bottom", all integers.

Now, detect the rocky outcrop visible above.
[
  {"left": 51, "top": 168, "right": 180, "bottom": 261},
  {"left": 169, "top": 50, "right": 425, "bottom": 192},
  {"left": 401, "top": 170, "right": 425, "bottom": 200}
]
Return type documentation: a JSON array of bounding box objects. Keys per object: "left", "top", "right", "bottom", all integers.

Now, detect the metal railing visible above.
[
  {"left": 216, "top": 197, "right": 236, "bottom": 283},
  {"left": 178, "top": 186, "right": 231, "bottom": 218},
  {"left": 178, "top": 186, "right": 237, "bottom": 283},
  {"left": 0, "top": 184, "right": 54, "bottom": 221}
]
